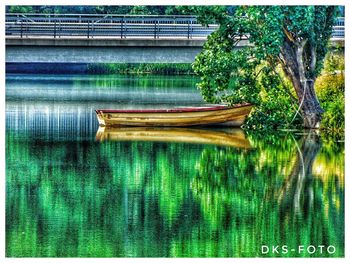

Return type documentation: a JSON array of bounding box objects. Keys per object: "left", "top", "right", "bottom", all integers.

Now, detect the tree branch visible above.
[
  {"left": 296, "top": 40, "right": 307, "bottom": 85},
  {"left": 283, "top": 26, "right": 295, "bottom": 43}
]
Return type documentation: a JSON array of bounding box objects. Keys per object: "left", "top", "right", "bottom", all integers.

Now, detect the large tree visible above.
[{"left": 193, "top": 6, "right": 338, "bottom": 128}]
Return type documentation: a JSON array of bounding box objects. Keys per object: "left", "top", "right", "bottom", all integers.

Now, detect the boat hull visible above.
[{"left": 96, "top": 104, "right": 253, "bottom": 127}]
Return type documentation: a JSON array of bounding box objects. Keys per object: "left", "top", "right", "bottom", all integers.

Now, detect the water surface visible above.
[{"left": 6, "top": 74, "right": 344, "bottom": 257}]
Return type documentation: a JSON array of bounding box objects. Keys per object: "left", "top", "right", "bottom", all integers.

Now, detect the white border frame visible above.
[{"left": 1, "top": 0, "right": 348, "bottom": 262}]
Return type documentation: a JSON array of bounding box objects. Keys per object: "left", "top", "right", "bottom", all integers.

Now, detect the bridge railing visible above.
[
  {"left": 332, "top": 17, "right": 345, "bottom": 39},
  {"left": 5, "top": 13, "right": 217, "bottom": 39},
  {"left": 5, "top": 13, "right": 344, "bottom": 40}
]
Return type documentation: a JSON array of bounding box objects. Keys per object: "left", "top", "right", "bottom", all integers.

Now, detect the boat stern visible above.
[{"left": 95, "top": 110, "right": 106, "bottom": 126}]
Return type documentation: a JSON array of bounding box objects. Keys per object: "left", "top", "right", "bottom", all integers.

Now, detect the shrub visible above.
[
  {"left": 323, "top": 52, "right": 345, "bottom": 73},
  {"left": 315, "top": 73, "right": 345, "bottom": 131},
  {"left": 244, "top": 85, "right": 301, "bottom": 130}
]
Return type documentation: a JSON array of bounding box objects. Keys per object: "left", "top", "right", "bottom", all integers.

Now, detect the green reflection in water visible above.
[
  {"left": 6, "top": 131, "right": 344, "bottom": 257},
  {"left": 72, "top": 74, "right": 200, "bottom": 90}
]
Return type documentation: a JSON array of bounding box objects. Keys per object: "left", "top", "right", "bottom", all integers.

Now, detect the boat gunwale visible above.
[{"left": 95, "top": 103, "right": 251, "bottom": 114}]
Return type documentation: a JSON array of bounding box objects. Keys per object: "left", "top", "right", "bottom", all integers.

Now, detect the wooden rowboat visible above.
[
  {"left": 96, "top": 127, "right": 251, "bottom": 148},
  {"left": 95, "top": 103, "right": 252, "bottom": 127}
]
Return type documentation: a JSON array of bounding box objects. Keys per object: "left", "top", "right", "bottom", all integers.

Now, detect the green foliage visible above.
[
  {"left": 6, "top": 5, "right": 191, "bottom": 15},
  {"left": 321, "top": 98, "right": 345, "bottom": 130},
  {"left": 239, "top": 6, "right": 284, "bottom": 59},
  {"left": 7, "top": 6, "right": 34, "bottom": 13},
  {"left": 242, "top": 65, "right": 301, "bottom": 130},
  {"left": 87, "top": 63, "right": 194, "bottom": 75},
  {"left": 193, "top": 32, "right": 260, "bottom": 104},
  {"left": 176, "top": 6, "right": 228, "bottom": 24},
  {"left": 245, "top": 88, "right": 300, "bottom": 130},
  {"left": 316, "top": 73, "right": 345, "bottom": 100},
  {"left": 316, "top": 73, "right": 345, "bottom": 131},
  {"left": 129, "top": 6, "right": 153, "bottom": 15},
  {"left": 323, "top": 51, "right": 345, "bottom": 73}
]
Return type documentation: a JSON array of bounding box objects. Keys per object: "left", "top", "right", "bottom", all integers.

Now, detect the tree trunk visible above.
[
  {"left": 300, "top": 80, "right": 324, "bottom": 128},
  {"left": 280, "top": 40, "right": 324, "bottom": 129}
]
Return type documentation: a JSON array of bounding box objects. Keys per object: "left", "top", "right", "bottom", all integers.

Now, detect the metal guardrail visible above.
[
  {"left": 5, "top": 13, "right": 217, "bottom": 39},
  {"left": 332, "top": 17, "right": 345, "bottom": 39},
  {"left": 5, "top": 13, "right": 344, "bottom": 40}
]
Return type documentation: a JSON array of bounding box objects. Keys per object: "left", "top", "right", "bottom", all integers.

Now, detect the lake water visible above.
[{"left": 6, "top": 74, "right": 344, "bottom": 257}]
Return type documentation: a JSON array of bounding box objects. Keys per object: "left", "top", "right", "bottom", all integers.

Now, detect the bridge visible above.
[{"left": 5, "top": 13, "right": 345, "bottom": 64}]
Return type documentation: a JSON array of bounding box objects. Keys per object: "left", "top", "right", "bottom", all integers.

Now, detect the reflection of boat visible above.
[
  {"left": 96, "top": 127, "right": 251, "bottom": 148},
  {"left": 95, "top": 104, "right": 252, "bottom": 127}
]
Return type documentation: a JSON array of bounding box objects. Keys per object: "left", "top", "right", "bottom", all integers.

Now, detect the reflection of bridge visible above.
[{"left": 5, "top": 13, "right": 345, "bottom": 63}]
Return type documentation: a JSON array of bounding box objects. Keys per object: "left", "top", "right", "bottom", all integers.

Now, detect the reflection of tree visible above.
[
  {"left": 190, "top": 132, "right": 344, "bottom": 257},
  {"left": 278, "top": 132, "right": 321, "bottom": 216},
  {"left": 274, "top": 132, "right": 345, "bottom": 257}
]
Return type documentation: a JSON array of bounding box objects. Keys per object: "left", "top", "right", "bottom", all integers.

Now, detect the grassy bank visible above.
[{"left": 87, "top": 63, "right": 194, "bottom": 75}]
